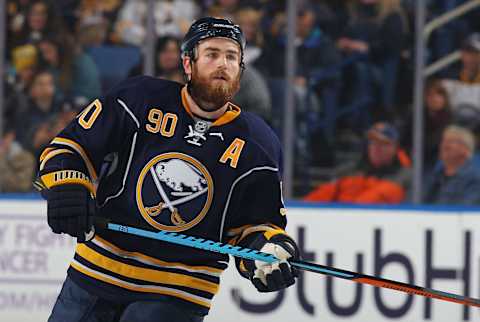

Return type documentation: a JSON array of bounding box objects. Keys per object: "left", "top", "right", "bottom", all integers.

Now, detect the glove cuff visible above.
[{"left": 35, "top": 170, "right": 95, "bottom": 197}]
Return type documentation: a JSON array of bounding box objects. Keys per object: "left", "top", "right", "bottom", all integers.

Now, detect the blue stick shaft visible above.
[
  {"left": 102, "top": 221, "right": 480, "bottom": 308},
  {"left": 106, "top": 223, "right": 278, "bottom": 263}
]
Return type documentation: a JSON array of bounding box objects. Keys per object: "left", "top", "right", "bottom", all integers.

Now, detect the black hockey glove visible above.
[
  {"left": 243, "top": 233, "right": 300, "bottom": 292},
  {"left": 43, "top": 184, "right": 95, "bottom": 242}
]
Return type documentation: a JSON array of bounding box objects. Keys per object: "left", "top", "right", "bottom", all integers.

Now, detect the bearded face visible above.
[
  {"left": 183, "top": 38, "right": 243, "bottom": 112},
  {"left": 189, "top": 63, "right": 241, "bottom": 112}
]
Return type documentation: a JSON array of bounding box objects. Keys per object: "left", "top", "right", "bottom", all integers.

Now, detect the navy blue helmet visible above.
[{"left": 181, "top": 17, "right": 246, "bottom": 67}]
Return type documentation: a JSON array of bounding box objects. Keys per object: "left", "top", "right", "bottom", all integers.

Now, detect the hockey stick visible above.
[{"left": 95, "top": 219, "right": 480, "bottom": 308}]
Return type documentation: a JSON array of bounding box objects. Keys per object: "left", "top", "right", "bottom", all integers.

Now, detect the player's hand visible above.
[
  {"left": 43, "top": 184, "right": 95, "bottom": 242},
  {"left": 244, "top": 234, "right": 300, "bottom": 292}
]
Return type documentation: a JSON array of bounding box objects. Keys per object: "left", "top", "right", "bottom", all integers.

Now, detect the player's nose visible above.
[{"left": 216, "top": 54, "right": 228, "bottom": 68}]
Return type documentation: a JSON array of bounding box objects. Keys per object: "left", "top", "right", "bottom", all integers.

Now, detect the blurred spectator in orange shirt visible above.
[{"left": 304, "top": 122, "right": 411, "bottom": 204}]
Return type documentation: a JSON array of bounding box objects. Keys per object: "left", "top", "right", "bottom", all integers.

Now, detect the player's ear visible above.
[{"left": 182, "top": 55, "right": 192, "bottom": 80}]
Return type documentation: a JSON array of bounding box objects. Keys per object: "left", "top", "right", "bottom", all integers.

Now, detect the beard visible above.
[{"left": 189, "top": 64, "right": 241, "bottom": 112}]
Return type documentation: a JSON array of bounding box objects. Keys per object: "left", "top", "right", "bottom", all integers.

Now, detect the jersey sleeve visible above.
[
  {"left": 35, "top": 77, "right": 145, "bottom": 195},
  {"left": 224, "top": 166, "right": 287, "bottom": 234},
  {"left": 224, "top": 167, "right": 291, "bottom": 279},
  {"left": 221, "top": 115, "right": 293, "bottom": 279}
]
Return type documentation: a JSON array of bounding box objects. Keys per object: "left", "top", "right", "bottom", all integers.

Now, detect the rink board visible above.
[{"left": 0, "top": 198, "right": 479, "bottom": 322}]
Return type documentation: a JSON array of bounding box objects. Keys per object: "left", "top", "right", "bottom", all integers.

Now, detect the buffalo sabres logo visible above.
[{"left": 136, "top": 152, "right": 213, "bottom": 231}]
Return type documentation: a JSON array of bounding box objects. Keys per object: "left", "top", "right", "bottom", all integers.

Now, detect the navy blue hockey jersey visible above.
[{"left": 37, "top": 76, "right": 288, "bottom": 312}]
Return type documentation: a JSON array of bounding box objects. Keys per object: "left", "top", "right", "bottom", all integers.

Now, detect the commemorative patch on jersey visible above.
[{"left": 136, "top": 152, "right": 213, "bottom": 231}]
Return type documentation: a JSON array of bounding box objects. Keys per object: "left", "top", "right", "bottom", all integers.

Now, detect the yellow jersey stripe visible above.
[
  {"left": 227, "top": 224, "right": 254, "bottom": 237},
  {"left": 39, "top": 149, "right": 74, "bottom": 171},
  {"left": 93, "top": 236, "right": 223, "bottom": 276},
  {"left": 39, "top": 147, "right": 55, "bottom": 162},
  {"left": 76, "top": 244, "right": 219, "bottom": 294},
  {"left": 263, "top": 229, "right": 288, "bottom": 241},
  {"left": 70, "top": 260, "right": 211, "bottom": 308},
  {"left": 228, "top": 223, "right": 285, "bottom": 245},
  {"left": 51, "top": 137, "right": 98, "bottom": 181}
]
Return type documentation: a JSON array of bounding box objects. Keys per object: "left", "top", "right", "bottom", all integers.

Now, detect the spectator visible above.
[
  {"left": 258, "top": 5, "right": 340, "bottom": 181},
  {"left": 336, "top": 0, "right": 407, "bottom": 110},
  {"left": 304, "top": 122, "right": 411, "bottom": 204},
  {"left": 337, "top": 0, "right": 407, "bottom": 59},
  {"left": 206, "top": 0, "right": 240, "bottom": 21},
  {"left": 260, "top": 5, "right": 340, "bottom": 81},
  {"left": 17, "top": 69, "right": 64, "bottom": 155},
  {"left": 4, "top": 80, "right": 30, "bottom": 132},
  {"left": 26, "top": 107, "right": 77, "bottom": 163},
  {"left": 402, "top": 78, "right": 453, "bottom": 169},
  {"left": 10, "top": 43, "right": 38, "bottom": 91},
  {"left": 258, "top": 4, "right": 340, "bottom": 122},
  {"left": 37, "top": 33, "right": 102, "bottom": 103},
  {"left": 423, "top": 125, "right": 480, "bottom": 205},
  {"left": 128, "top": 36, "right": 183, "bottom": 83},
  {"left": 115, "top": 0, "right": 200, "bottom": 46},
  {"left": 75, "top": 13, "right": 111, "bottom": 48},
  {"left": 442, "top": 33, "right": 480, "bottom": 112},
  {"left": 76, "top": 0, "right": 123, "bottom": 45},
  {"left": 448, "top": 32, "right": 480, "bottom": 83},
  {"left": 234, "top": 6, "right": 264, "bottom": 66},
  {"left": 7, "top": 0, "right": 31, "bottom": 35},
  {"left": 0, "top": 126, "right": 36, "bottom": 192},
  {"left": 11, "top": 0, "right": 64, "bottom": 48},
  {"left": 233, "top": 7, "right": 272, "bottom": 123}
]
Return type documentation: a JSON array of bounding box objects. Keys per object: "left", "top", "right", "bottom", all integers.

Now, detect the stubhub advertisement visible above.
[{"left": 1, "top": 197, "right": 479, "bottom": 322}]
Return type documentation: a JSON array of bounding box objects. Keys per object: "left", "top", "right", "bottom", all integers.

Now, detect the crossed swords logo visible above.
[{"left": 145, "top": 166, "right": 208, "bottom": 226}]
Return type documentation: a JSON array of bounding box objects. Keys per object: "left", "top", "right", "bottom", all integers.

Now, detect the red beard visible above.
[{"left": 189, "top": 65, "right": 241, "bottom": 112}]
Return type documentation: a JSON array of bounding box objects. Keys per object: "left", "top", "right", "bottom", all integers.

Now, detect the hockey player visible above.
[{"left": 36, "top": 17, "right": 300, "bottom": 321}]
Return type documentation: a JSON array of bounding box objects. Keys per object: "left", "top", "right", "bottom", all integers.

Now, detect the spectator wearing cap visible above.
[
  {"left": 423, "top": 125, "right": 480, "bottom": 205},
  {"left": 442, "top": 33, "right": 480, "bottom": 113},
  {"left": 303, "top": 122, "right": 411, "bottom": 204}
]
